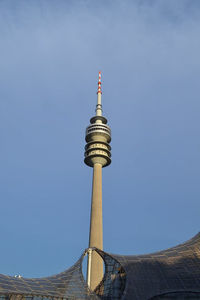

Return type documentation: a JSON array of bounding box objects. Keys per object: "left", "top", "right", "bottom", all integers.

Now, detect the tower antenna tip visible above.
[{"left": 97, "top": 71, "right": 102, "bottom": 94}]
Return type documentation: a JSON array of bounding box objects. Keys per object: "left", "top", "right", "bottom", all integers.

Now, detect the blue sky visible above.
[{"left": 0, "top": 0, "right": 200, "bottom": 277}]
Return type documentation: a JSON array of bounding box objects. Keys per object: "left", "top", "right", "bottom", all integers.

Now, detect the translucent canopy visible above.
[{"left": 0, "top": 233, "right": 200, "bottom": 299}]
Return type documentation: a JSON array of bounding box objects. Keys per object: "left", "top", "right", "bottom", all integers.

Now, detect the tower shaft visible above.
[
  {"left": 85, "top": 72, "right": 111, "bottom": 291},
  {"left": 88, "top": 163, "right": 103, "bottom": 290}
]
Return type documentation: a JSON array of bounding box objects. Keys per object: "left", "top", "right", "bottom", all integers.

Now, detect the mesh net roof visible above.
[
  {"left": 112, "top": 232, "right": 200, "bottom": 299},
  {"left": 0, "top": 233, "right": 200, "bottom": 299},
  {"left": 0, "top": 248, "right": 126, "bottom": 300}
]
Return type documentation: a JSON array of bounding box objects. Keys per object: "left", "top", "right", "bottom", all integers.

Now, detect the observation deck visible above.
[{"left": 84, "top": 74, "right": 111, "bottom": 168}]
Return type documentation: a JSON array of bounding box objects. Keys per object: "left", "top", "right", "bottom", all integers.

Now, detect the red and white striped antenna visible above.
[
  {"left": 96, "top": 71, "right": 102, "bottom": 116},
  {"left": 97, "top": 71, "right": 102, "bottom": 94}
]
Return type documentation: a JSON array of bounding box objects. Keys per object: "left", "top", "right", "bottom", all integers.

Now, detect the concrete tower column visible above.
[
  {"left": 89, "top": 163, "right": 103, "bottom": 290},
  {"left": 84, "top": 72, "right": 111, "bottom": 291}
]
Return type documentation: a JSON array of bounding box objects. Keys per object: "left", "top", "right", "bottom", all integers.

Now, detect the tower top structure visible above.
[{"left": 84, "top": 72, "right": 111, "bottom": 168}]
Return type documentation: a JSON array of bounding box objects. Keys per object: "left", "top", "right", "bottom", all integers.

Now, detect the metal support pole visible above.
[{"left": 87, "top": 248, "right": 92, "bottom": 288}]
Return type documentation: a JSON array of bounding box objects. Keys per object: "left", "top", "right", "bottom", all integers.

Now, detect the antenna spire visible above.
[{"left": 96, "top": 71, "right": 102, "bottom": 116}]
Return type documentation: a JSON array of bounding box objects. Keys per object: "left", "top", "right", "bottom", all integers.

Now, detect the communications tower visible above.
[{"left": 84, "top": 72, "right": 111, "bottom": 290}]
